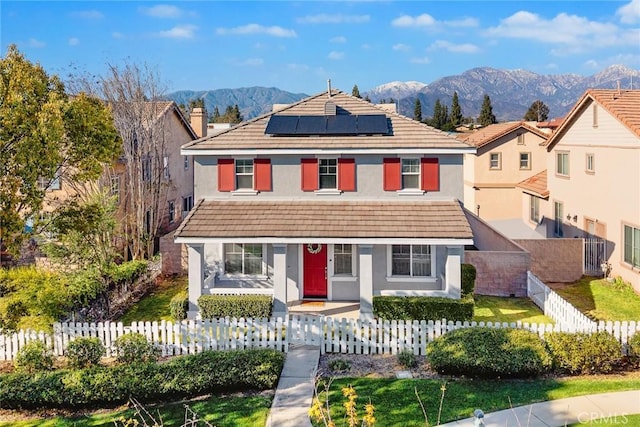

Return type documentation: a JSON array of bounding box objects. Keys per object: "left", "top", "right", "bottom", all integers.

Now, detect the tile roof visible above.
[
  {"left": 456, "top": 121, "right": 549, "bottom": 148},
  {"left": 182, "top": 90, "right": 473, "bottom": 151},
  {"left": 546, "top": 89, "right": 640, "bottom": 150},
  {"left": 174, "top": 199, "right": 473, "bottom": 240},
  {"left": 516, "top": 170, "right": 549, "bottom": 198}
]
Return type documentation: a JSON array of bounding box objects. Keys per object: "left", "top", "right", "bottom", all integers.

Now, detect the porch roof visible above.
[{"left": 174, "top": 199, "right": 473, "bottom": 243}]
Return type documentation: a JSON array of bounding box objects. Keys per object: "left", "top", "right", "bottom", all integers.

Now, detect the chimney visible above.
[
  {"left": 190, "top": 107, "right": 207, "bottom": 138},
  {"left": 327, "top": 79, "right": 332, "bottom": 98}
]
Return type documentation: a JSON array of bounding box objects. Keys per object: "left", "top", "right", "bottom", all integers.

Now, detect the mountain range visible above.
[{"left": 167, "top": 65, "right": 640, "bottom": 122}]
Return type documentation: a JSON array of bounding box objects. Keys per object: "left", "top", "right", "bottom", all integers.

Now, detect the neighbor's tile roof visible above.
[
  {"left": 546, "top": 89, "right": 640, "bottom": 150},
  {"left": 456, "top": 121, "right": 549, "bottom": 148},
  {"left": 516, "top": 170, "right": 549, "bottom": 198},
  {"left": 182, "top": 90, "right": 473, "bottom": 151},
  {"left": 175, "top": 199, "right": 472, "bottom": 239}
]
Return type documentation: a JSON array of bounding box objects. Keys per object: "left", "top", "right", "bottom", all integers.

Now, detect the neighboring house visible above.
[
  {"left": 459, "top": 121, "right": 549, "bottom": 221},
  {"left": 175, "top": 89, "right": 476, "bottom": 319},
  {"left": 519, "top": 89, "right": 640, "bottom": 291}
]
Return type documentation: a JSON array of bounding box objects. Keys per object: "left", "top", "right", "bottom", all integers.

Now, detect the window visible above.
[
  {"left": 110, "top": 176, "right": 120, "bottom": 203},
  {"left": 184, "top": 156, "right": 189, "bottom": 170},
  {"left": 163, "top": 156, "right": 169, "bottom": 179},
  {"left": 593, "top": 104, "right": 598, "bottom": 128},
  {"left": 168, "top": 200, "right": 175, "bottom": 223},
  {"left": 235, "top": 159, "right": 253, "bottom": 189},
  {"left": 556, "top": 151, "right": 569, "bottom": 176},
  {"left": 37, "top": 172, "right": 61, "bottom": 191},
  {"left": 391, "top": 245, "right": 432, "bottom": 277},
  {"left": 224, "top": 243, "right": 263, "bottom": 275},
  {"left": 586, "top": 153, "right": 595, "bottom": 173},
  {"left": 554, "top": 201, "right": 564, "bottom": 237},
  {"left": 520, "top": 152, "right": 531, "bottom": 170},
  {"left": 319, "top": 159, "right": 337, "bottom": 189},
  {"left": 333, "top": 244, "right": 353, "bottom": 276},
  {"left": 624, "top": 225, "right": 640, "bottom": 269},
  {"left": 142, "top": 157, "right": 152, "bottom": 182},
  {"left": 401, "top": 158, "right": 420, "bottom": 189},
  {"left": 144, "top": 210, "right": 152, "bottom": 235},
  {"left": 182, "top": 195, "right": 193, "bottom": 215},
  {"left": 489, "top": 153, "right": 501, "bottom": 170},
  {"left": 529, "top": 195, "right": 539, "bottom": 223},
  {"left": 517, "top": 133, "right": 524, "bottom": 145}
]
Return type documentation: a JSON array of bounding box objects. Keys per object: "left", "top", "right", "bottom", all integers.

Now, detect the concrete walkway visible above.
[{"left": 265, "top": 344, "right": 320, "bottom": 427}]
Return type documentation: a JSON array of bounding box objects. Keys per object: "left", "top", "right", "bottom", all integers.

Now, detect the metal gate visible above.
[{"left": 584, "top": 238, "right": 606, "bottom": 276}]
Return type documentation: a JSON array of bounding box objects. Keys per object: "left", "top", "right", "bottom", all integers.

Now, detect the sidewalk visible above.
[
  {"left": 438, "top": 390, "right": 640, "bottom": 426},
  {"left": 265, "top": 344, "right": 320, "bottom": 427}
]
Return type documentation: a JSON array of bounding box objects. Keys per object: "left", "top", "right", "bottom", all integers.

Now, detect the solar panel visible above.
[
  {"left": 326, "top": 115, "right": 357, "bottom": 134},
  {"left": 265, "top": 115, "right": 299, "bottom": 135},
  {"left": 357, "top": 114, "right": 388, "bottom": 134},
  {"left": 296, "top": 116, "right": 327, "bottom": 134}
]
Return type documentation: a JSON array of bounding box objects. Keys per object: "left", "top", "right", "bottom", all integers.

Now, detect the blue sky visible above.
[{"left": 2, "top": 1, "right": 639, "bottom": 94}]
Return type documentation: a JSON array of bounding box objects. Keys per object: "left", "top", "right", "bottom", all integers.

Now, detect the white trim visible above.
[
  {"left": 314, "top": 189, "right": 342, "bottom": 195},
  {"left": 182, "top": 147, "right": 476, "bottom": 156},
  {"left": 385, "top": 277, "right": 438, "bottom": 283},
  {"left": 386, "top": 244, "right": 437, "bottom": 278},
  {"left": 397, "top": 189, "right": 425, "bottom": 196},
  {"left": 231, "top": 189, "right": 259, "bottom": 196},
  {"left": 176, "top": 236, "right": 473, "bottom": 245}
]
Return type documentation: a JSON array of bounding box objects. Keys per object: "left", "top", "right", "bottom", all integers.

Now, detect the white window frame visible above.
[
  {"left": 386, "top": 245, "right": 436, "bottom": 281},
  {"left": 222, "top": 243, "right": 268, "bottom": 277},
  {"left": 623, "top": 224, "right": 640, "bottom": 269},
  {"left": 330, "top": 244, "right": 356, "bottom": 278},
  {"left": 168, "top": 200, "right": 175, "bottom": 223},
  {"left": 163, "top": 156, "right": 170, "bottom": 179},
  {"left": 318, "top": 158, "right": 338, "bottom": 190},
  {"left": 529, "top": 195, "right": 539, "bottom": 223},
  {"left": 182, "top": 195, "right": 193, "bottom": 217},
  {"left": 184, "top": 155, "right": 189, "bottom": 171},
  {"left": 401, "top": 158, "right": 420, "bottom": 190},
  {"left": 517, "top": 133, "right": 524, "bottom": 145},
  {"left": 586, "top": 153, "right": 595, "bottom": 174},
  {"left": 235, "top": 158, "right": 254, "bottom": 190},
  {"left": 556, "top": 151, "right": 569, "bottom": 177},
  {"left": 554, "top": 201, "right": 564, "bottom": 237},
  {"left": 489, "top": 152, "right": 502, "bottom": 170},
  {"left": 519, "top": 152, "right": 531, "bottom": 170}
]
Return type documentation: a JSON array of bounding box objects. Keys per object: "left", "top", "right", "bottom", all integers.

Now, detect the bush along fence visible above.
[{"left": 0, "top": 315, "right": 639, "bottom": 361}]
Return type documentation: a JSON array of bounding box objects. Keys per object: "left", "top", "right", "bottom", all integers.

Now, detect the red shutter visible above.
[
  {"left": 383, "top": 158, "right": 401, "bottom": 191},
  {"left": 218, "top": 158, "right": 235, "bottom": 192},
  {"left": 301, "top": 158, "right": 318, "bottom": 191},
  {"left": 254, "top": 158, "right": 271, "bottom": 191},
  {"left": 421, "top": 157, "right": 439, "bottom": 191},
  {"left": 338, "top": 158, "right": 356, "bottom": 191}
]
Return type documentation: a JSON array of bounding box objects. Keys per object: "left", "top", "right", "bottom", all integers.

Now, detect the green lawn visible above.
[
  {"left": 118, "top": 276, "right": 187, "bottom": 324},
  {"left": 570, "top": 413, "right": 640, "bottom": 426},
  {"left": 473, "top": 295, "right": 553, "bottom": 324},
  {"left": 0, "top": 393, "right": 272, "bottom": 427},
  {"left": 552, "top": 276, "right": 640, "bottom": 321},
  {"left": 313, "top": 375, "right": 640, "bottom": 426}
]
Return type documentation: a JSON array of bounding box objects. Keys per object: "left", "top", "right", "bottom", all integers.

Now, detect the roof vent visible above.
[{"left": 324, "top": 101, "right": 336, "bottom": 116}]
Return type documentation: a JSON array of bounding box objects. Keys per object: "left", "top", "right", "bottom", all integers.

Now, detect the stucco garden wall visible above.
[{"left": 515, "top": 238, "right": 583, "bottom": 283}]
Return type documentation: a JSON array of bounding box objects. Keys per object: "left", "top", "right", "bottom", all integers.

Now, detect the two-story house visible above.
[
  {"left": 518, "top": 89, "right": 640, "bottom": 291},
  {"left": 175, "top": 89, "right": 476, "bottom": 319}
]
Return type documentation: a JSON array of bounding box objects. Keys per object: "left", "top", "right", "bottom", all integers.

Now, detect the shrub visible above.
[
  {"left": 169, "top": 291, "right": 188, "bottom": 321},
  {"left": 198, "top": 295, "right": 272, "bottom": 319},
  {"left": 113, "top": 333, "right": 160, "bottom": 364},
  {"left": 373, "top": 295, "right": 474, "bottom": 322},
  {"left": 14, "top": 340, "right": 54, "bottom": 373},
  {"left": 545, "top": 331, "right": 622, "bottom": 375},
  {"left": 461, "top": 263, "right": 476, "bottom": 297},
  {"left": 397, "top": 349, "right": 417, "bottom": 368},
  {"left": 328, "top": 358, "right": 351, "bottom": 372},
  {"left": 628, "top": 333, "right": 640, "bottom": 358},
  {"left": 427, "top": 327, "right": 552, "bottom": 378},
  {"left": 106, "top": 260, "right": 148, "bottom": 286},
  {"left": 65, "top": 337, "right": 105, "bottom": 369}
]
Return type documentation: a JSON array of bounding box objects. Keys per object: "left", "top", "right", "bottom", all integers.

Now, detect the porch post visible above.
[
  {"left": 445, "top": 245, "right": 462, "bottom": 298},
  {"left": 359, "top": 244, "right": 374, "bottom": 321},
  {"left": 272, "top": 244, "right": 288, "bottom": 318},
  {"left": 187, "top": 243, "right": 205, "bottom": 319}
]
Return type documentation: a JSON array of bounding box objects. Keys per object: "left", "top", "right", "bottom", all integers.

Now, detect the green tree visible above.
[
  {"left": 430, "top": 99, "right": 449, "bottom": 130},
  {"left": 523, "top": 100, "right": 549, "bottom": 122},
  {"left": 210, "top": 106, "right": 221, "bottom": 123},
  {"left": 0, "top": 45, "right": 120, "bottom": 253},
  {"left": 413, "top": 98, "right": 422, "bottom": 122},
  {"left": 479, "top": 94, "right": 497, "bottom": 127},
  {"left": 450, "top": 91, "right": 462, "bottom": 129},
  {"left": 352, "top": 84, "right": 361, "bottom": 98}
]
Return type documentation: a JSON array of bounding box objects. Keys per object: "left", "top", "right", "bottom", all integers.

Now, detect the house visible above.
[
  {"left": 518, "top": 89, "right": 640, "bottom": 291},
  {"left": 458, "top": 121, "right": 549, "bottom": 222},
  {"left": 174, "top": 89, "right": 476, "bottom": 319}
]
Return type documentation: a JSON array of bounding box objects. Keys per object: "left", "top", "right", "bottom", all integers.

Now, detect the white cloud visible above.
[
  {"left": 617, "top": 0, "right": 640, "bottom": 24},
  {"left": 287, "top": 63, "right": 310, "bottom": 72},
  {"left": 486, "top": 11, "right": 634, "bottom": 54},
  {"left": 393, "top": 43, "right": 410, "bottom": 52},
  {"left": 328, "top": 51, "right": 345, "bottom": 60},
  {"left": 28, "top": 38, "right": 45, "bottom": 48},
  {"left": 216, "top": 24, "right": 297, "bottom": 38},
  {"left": 392, "top": 14, "right": 436, "bottom": 28},
  {"left": 330, "top": 36, "right": 347, "bottom": 43},
  {"left": 233, "top": 58, "right": 264, "bottom": 67},
  {"left": 584, "top": 59, "right": 600, "bottom": 69},
  {"left": 71, "top": 10, "right": 103, "bottom": 19},
  {"left": 361, "top": 44, "right": 372, "bottom": 50},
  {"left": 68, "top": 37, "right": 80, "bottom": 46},
  {"left": 140, "top": 5, "right": 183, "bottom": 18},
  {"left": 428, "top": 40, "right": 480, "bottom": 53},
  {"left": 156, "top": 25, "right": 197, "bottom": 39},
  {"left": 297, "top": 14, "right": 370, "bottom": 24},
  {"left": 445, "top": 17, "right": 479, "bottom": 28},
  {"left": 112, "top": 32, "right": 125, "bottom": 39},
  {"left": 410, "top": 56, "right": 430, "bottom": 64}
]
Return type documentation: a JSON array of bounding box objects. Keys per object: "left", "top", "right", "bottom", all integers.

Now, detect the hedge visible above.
[
  {"left": 545, "top": 331, "right": 622, "bottom": 375},
  {"left": 198, "top": 295, "right": 272, "bottom": 319},
  {"left": 427, "top": 327, "right": 552, "bottom": 378},
  {"left": 461, "top": 263, "right": 476, "bottom": 297},
  {"left": 372, "top": 295, "right": 474, "bottom": 322},
  {"left": 169, "top": 291, "right": 188, "bottom": 321},
  {"left": 0, "top": 348, "right": 285, "bottom": 409}
]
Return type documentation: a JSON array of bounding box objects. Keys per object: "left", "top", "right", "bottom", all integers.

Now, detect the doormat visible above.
[{"left": 301, "top": 301, "right": 325, "bottom": 307}]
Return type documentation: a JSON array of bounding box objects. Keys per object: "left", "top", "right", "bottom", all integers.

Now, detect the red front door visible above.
[{"left": 303, "top": 244, "right": 327, "bottom": 298}]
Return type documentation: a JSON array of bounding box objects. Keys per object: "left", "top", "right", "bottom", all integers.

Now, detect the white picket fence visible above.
[{"left": 1, "top": 314, "right": 639, "bottom": 361}]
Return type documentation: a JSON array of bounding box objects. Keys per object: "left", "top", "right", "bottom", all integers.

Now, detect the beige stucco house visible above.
[
  {"left": 519, "top": 89, "right": 640, "bottom": 291},
  {"left": 459, "top": 122, "right": 549, "bottom": 220}
]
